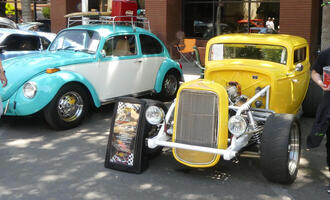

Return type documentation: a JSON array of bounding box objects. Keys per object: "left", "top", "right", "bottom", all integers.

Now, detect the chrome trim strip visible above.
[{"left": 4, "top": 99, "right": 9, "bottom": 115}]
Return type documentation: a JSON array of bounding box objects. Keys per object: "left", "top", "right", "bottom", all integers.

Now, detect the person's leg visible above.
[
  {"left": 307, "top": 94, "right": 329, "bottom": 148},
  {"left": 327, "top": 128, "right": 330, "bottom": 171}
]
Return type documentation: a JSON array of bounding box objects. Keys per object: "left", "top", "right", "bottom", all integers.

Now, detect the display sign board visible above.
[{"left": 105, "top": 98, "right": 148, "bottom": 173}]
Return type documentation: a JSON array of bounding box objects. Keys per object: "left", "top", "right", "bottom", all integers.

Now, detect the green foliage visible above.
[{"left": 42, "top": 7, "right": 50, "bottom": 19}]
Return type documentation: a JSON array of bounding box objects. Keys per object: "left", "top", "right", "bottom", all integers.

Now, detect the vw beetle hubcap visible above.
[
  {"left": 57, "top": 91, "right": 83, "bottom": 122},
  {"left": 164, "top": 75, "right": 177, "bottom": 96}
]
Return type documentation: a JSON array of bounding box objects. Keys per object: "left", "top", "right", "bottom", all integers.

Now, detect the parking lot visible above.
[
  {"left": 0, "top": 63, "right": 329, "bottom": 200},
  {"left": 0, "top": 102, "right": 329, "bottom": 200}
]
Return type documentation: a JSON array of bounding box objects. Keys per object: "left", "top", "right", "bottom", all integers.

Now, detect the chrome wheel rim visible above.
[
  {"left": 288, "top": 122, "right": 300, "bottom": 176},
  {"left": 57, "top": 91, "right": 84, "bottom": 122},
  {"left": 164, "top": 75, "right": 178, "bottom": 96}
]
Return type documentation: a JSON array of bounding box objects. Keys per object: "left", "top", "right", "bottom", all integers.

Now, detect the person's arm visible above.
[
  {"left": 0, "top": 60, "right": 7, "bottom": 87},
  {"left": 311, "top": 69, "right": 330, "bottom": 91}
]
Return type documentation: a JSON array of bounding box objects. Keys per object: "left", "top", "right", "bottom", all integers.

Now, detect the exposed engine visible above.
[
  {"left": 226, "top": 81, "right": 264, "bottom": 145},
  {"left": 226, "top": 81, "right": 249, "bottom": 107}
]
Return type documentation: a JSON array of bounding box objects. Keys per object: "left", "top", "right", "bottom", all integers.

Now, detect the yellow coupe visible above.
[{"left": 109, "top": 34, "right": 310, "bottom": 184}]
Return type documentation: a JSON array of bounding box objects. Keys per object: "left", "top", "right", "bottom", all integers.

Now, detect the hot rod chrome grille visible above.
[{"left": 175, "top": 89, "right": 218, "bottom": 148}]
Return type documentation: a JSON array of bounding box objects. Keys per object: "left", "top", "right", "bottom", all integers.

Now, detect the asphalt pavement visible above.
[{"left": 0, "top": 62, "right": 329, "bottom": 200}]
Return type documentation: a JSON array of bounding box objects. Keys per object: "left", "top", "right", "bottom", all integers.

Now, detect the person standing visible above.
[
  {"left": 306, "top": 47, "right": 330, "bottom": 194},
  {"left": 265, "top": 17, "right": 275, "bottom": 30},
  {"left": 0, "top": 59, "right": 7, "bottom": 117}
]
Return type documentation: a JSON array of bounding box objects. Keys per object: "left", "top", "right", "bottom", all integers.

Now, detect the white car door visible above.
[
  {"left": 137, "top": 34, "right": 165, "bottom": 92},
  {"left": 98, "top": 34, "right": 144, "bottom": 101}
]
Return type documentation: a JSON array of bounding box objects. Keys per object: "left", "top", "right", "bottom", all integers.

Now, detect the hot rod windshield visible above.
[
  {"left": 209, "top": 43, "right": 287, "bottom": 65},
  {"left": 49, "top": 30, "right": 100, "bottom": 54}
]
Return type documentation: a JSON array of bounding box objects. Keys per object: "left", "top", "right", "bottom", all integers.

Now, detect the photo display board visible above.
[{"left": 105, "top": 98, "right": 148, "bottom": 173}]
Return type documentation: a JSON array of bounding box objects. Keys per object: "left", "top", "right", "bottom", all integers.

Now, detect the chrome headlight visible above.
[
  {"left": 145, "top": 106, "right": 165, "bottom": 125},
  {"left": 23, "top": 82, "right": 37, "bottom": 98},
  {"left": 228, "top": 115, "right": 247, "bottom": 136}
]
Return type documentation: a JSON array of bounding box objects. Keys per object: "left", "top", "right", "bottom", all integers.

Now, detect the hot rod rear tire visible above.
[
  {"left": 43, "top": 83, "right": 90, "bottom": 130},
  {"left": 260, "top": 114, "right": 301, "bottom": 184}
]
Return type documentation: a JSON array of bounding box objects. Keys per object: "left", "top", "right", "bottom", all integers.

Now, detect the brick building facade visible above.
[{"left": 50, "top": 0, "right": 322, "bottom": 60}]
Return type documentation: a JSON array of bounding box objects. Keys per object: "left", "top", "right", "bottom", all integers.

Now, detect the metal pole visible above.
[
  {"left": 34, "top": 0, "right": 37, "bottom": 21},
  {"left": 14, "top": 0, "right": 18, "bottom": 22},
  {"left": 82, "top": 0, "right": 88, "bottom": 12},
  {"left": 248, "top": 0, "right": 251, "bottom": 33},
  {"left": 81, "top": 0, "right": 89, "bottom": 25}
]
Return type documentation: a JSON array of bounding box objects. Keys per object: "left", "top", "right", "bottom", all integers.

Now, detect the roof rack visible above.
[{"left": 64, "top": 12, "right": 150, "bottom": 31}]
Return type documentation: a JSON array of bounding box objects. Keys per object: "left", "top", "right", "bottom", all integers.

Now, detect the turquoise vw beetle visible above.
[{"left": 0, "top": 24, "right": 183, "bottom": 129}]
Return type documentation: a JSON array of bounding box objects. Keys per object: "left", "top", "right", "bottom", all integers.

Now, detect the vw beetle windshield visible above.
[
  {"left": 49, "top": 30, "right": 100, "bottom": 54},
  {"left": 209, "top": 43, "right": 287, "bottom": 65}
]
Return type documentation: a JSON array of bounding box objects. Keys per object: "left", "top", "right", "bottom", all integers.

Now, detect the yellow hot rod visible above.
[{"left": 106, "top": 34, "right": 310, "bottom": 183}]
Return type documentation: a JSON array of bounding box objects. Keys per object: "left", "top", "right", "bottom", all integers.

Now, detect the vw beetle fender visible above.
[
  {"left": 13, "top": 71, "right": 101, "bottom": 116},
  {"left": 154, "top": 59, "right": 183, "bottom": 93}
]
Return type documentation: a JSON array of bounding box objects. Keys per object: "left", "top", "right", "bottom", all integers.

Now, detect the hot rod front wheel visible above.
[
  {"left": 260, "top": 114, "right": 301, "bottom": 184},
  {"left": 43, "top": 83, "right": 90, "bottom": 130}
]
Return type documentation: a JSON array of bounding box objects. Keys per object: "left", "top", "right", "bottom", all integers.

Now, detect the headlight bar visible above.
[{"left": 147, "top": 100, "right": 176, "bottom": 149}]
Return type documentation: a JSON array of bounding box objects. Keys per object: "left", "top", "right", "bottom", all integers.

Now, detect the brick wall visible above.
[
  {"left": 146, "top": 0, "right": 182, "bottom": 53},
  {"left": 146, "top": 0, "right": 167, "bottom": 42},
  {"left": 50, "top": 0, "right": 81, "bottom": 33},
  {"left": 280, "top": 0, "right": 321, "bottom": 59}
]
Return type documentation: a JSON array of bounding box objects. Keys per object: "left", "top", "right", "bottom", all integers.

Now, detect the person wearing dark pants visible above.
[{"left": 307, "top": 48, "right": 330, "bottom": 194}]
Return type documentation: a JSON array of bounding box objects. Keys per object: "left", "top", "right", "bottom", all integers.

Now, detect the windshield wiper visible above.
[
  {"left": 77, "top": 49, "right": 95, "bottom": 54},
  {"left": 57, "top": 46, "right": 76, "bottom": 51}
]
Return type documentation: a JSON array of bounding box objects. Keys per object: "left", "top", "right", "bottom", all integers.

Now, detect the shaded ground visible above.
[
  {"left": 0, "top": 62, "right": 329, "bottom": 200},
  {"left": 0, "top": 107, "right": 329, "bottom": 200}
]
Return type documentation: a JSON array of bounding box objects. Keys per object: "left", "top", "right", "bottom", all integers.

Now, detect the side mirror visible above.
[
  {"left": 100, "top": 49, "right": 106, "bottom": 57},
  {"left": 295, "top": 63, "right": 304, "bottom": 72},
  {"left": 0, "top": 45, "right": 7, "bottom": 53}
]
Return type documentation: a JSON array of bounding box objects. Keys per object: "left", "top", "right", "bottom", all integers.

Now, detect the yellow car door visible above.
[{"left": 289, "top": 45, "right": 310, "bottom": 113}]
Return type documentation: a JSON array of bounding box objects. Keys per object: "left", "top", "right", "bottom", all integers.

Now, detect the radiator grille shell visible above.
[{"left": 174, "top": 89, "right": 219, "bottom": 165}]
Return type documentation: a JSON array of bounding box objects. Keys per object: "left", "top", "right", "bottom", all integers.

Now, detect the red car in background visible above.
[{"left": 237, "top": 19, "right": 264, "bottom": 32}]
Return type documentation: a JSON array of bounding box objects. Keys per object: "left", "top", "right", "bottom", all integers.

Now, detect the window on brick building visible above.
[{"left": 183, "top": 0, "right": 280, "bottom": 39}]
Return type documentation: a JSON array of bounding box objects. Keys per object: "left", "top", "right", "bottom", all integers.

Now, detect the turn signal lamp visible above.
[{"left": 46, "top": 68, "right": 60, "bottom": 74}]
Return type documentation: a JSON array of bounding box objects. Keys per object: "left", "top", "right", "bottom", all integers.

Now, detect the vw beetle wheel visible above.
[
  {"left": 44, "top": 83, "right": 90, "bottom": 130},
  {"left": 159, "top": 72, "right": 179, "bottom": 101},
  {"left": 260, "top": 114, "right": 301, "bottom": 184}
]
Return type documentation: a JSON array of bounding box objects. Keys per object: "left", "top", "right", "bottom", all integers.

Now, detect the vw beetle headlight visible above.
[
  {"left": 145, "top": 106, "right": 165, "bottom": 125},
  {"left": 228, "top": 115, "right": 247, "bottom": 136},
  {"left": 23, "top": 82, "right": 37, "bottom": 98}
]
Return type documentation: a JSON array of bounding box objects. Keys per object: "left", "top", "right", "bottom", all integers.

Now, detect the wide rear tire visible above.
[
  {"left": 43, "top": 83, "right": 90, "bottom": 130},
  {"left": 260, "top": 114, "right": 301, "bottom": 184}
]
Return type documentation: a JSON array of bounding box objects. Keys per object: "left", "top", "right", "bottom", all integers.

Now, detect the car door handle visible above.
[
  {"left": 291, "top": 79, "right": 299, "bottom": 83},
  {"left": 135, "top": 60, "right": 143, "bottom": 63}
]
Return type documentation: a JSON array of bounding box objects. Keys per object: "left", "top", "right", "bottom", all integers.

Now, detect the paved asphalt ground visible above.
[{"left": 0, "top": 62, "right": 329, "bottom": 200}]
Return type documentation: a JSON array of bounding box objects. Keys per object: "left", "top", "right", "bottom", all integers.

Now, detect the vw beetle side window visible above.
[
  {"left": 209, "top": 43, "right": 287, "bottom": 65},
  {"left": 139, "top": 34, "right": 163, "bottom": 55},
  {"left": 103, "top": 35, "right": 137, "bottom": 57}
]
